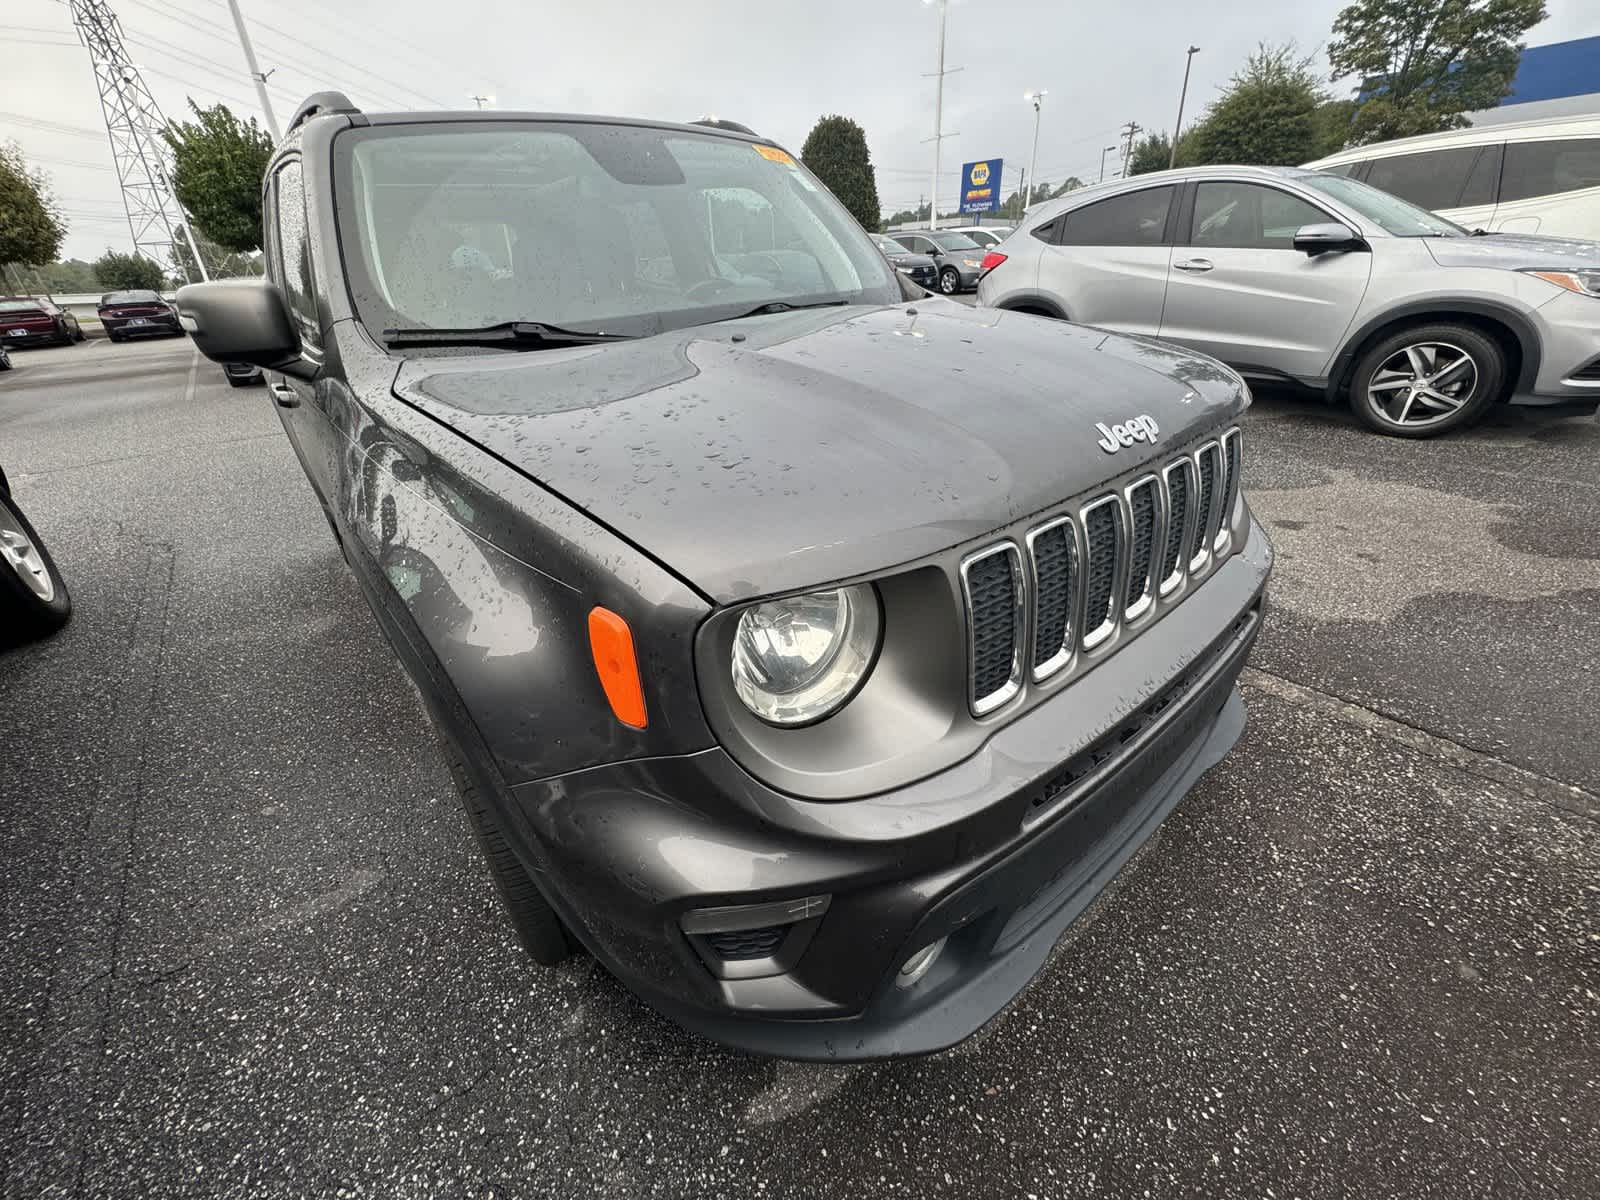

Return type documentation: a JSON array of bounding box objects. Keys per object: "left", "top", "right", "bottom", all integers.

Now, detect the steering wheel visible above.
[{"left": 686, "top": 277, "right": 739, "bottom": 302}]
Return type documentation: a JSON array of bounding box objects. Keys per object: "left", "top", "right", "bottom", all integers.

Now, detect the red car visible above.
[
  {"left": 97, "top": 289, "right": 183, "bottom": 342},
  {"left": 0, "top": 297, "right": 84, "bottom": 347}
]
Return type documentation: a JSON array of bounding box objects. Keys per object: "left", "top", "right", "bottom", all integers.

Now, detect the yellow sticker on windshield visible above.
[{"left": 753, "top": 144, "right": 795, "bottom": 165}]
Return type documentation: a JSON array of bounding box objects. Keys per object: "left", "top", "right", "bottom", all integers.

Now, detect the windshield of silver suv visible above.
[
  {"left": 1297, "top": 171, "right": 1467, "bottom": 237},
  {"left": 333, "top": 122, "right": 902, "bottom": 341}
]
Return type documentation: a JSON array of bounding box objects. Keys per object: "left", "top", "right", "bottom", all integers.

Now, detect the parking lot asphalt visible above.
[{"left": 2, "top": 334, "right": 1597, "bottom": 1199}]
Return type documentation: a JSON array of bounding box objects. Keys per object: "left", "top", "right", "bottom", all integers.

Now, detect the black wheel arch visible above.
[{"left": 1326, "top": 300, "right": 1538, "bottom": 401}]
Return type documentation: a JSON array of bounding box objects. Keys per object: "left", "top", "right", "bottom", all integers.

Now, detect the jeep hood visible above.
[{"left": 393, "top": 302, "right": 1247, "bottom": 603}]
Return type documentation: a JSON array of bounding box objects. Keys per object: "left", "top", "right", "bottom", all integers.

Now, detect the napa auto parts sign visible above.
[{"left": 960, "top": 159, "right": 1002, "bottom": 214}]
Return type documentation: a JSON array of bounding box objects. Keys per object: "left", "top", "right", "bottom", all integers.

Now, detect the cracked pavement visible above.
[{"left": 1, "top": 338, "right": 1596, "bottom": 1198}]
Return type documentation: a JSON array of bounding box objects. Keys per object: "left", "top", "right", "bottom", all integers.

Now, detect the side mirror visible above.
[
  {"left": 175, "top": 279, "right": 314, "bottom": 379},
  {"left": 1293, "top": 222, "right": 1366, "bottom": 257}
]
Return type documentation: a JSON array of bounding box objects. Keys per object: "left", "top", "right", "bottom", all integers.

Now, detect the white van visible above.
[{"left": 1303, "top": 113, "right": 1600, "bottom": 240}]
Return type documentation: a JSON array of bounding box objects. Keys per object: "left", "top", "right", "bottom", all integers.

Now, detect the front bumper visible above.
[
  {"left": 1520, "top": 291, "right": 1600, "bottom": 413},
  {"left": 506, "top": 523, "right": 1271, "bottom": 1060}
]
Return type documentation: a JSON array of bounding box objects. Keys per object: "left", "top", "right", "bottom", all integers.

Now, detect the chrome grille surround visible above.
[
  {"left": 1189, "top": 440, "right": 1223, "bottom": 574},
  {"left": 1217, "top": 428, "right": 1242, "bottom": 556},
  {"left": 1122, "top": 474, "right": 1164, "bottom": 625},
  {"left": 1159, "top": 457, "right": 1195, "bottom": 597},
  {"left": 1024, "top": 514, "right": 1081, "bottom": 682},
  {"left": 1078, "top": 495, "right": 1125, "bottom": 651},
  {"left": 960, "top": 542, "right": 1026, "bottom": 715},
  {"left": 959, "top": 426, "right": 1244, "bottom": 717}
]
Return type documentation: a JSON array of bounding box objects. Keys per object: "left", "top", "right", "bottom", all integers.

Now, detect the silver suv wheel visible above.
[
  {"left": 1365, "top": 341, "right": 1478, "bottom": 430},
  {"left": 1350, "top": 322, "right": 1505, "bottom": 439}
]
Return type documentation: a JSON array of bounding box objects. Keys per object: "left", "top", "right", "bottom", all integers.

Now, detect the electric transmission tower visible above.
[{"left": 69, "top": 0, "right": 209, "bottom": 281}]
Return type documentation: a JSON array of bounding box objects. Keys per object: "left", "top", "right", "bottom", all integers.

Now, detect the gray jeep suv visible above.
[
  {"left": 176, "top": 94, "right": 1271, "bottom": 1060},
  {"left": 978, "top": 166, "right": 1600, "bottom": 437}
]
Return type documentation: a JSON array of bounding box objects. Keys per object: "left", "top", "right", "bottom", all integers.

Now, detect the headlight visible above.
[
  {"left": 731, "top": 584, "right": 880, "bottom": 726},
  {"left": 962, "top": 258, "right": 982, "bottom": 268},
  {"left": 1526, "top": 269, "right": 1600, "bottom": 297}
]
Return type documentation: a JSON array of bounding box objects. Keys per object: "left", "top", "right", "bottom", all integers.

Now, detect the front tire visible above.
[
  {"left": 1350, "top": 323, "right": 1505, "bottom": 438},
  {"left": 444, "top": 748, "right": 575, "bottom": 966},
  {"left": 0, "top": 490, "right": 72, "bottom": 645},
  {"left": 939, "top": 266, "right": 960, "bottom": 295}
]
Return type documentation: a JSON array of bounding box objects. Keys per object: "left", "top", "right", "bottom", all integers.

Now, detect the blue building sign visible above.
[{"left": 960, "top": 158, "right": 1002, "bottom": 215}]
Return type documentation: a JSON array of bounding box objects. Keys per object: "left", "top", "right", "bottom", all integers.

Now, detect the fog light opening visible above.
[{"left": 896, "top": 936, "right": 947, "bottom": 988}]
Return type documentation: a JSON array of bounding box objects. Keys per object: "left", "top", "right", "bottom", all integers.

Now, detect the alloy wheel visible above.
[
  {"left": 940, "top": 269, "right": 958, "bottom": 295},
  {"left": 1365, "top": 341, "right": 1479, "bottom": 430},
  {"left": 0, "top": 504, "right": 55, "bottom": 602}
]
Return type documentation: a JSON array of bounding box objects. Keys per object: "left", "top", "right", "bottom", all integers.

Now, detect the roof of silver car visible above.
[{"left": 1022, "top": 164, "right": 1322, "bottom": 218}]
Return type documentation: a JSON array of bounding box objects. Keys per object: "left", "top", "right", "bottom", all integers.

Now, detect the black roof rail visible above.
[
  {"left": 287, "top": 91, "right": 362, "bottom": 134},
  {"left": 690, "top": 117, "right": 759, "bottom": 137}
]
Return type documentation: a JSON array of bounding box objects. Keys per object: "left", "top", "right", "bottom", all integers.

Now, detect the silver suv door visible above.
[
  {"left": 1158, "top": 180, "right": 1372, "bottom": 382},
  {"left": 1035, "top": 185, "right": 1177, "bottom": 338}
]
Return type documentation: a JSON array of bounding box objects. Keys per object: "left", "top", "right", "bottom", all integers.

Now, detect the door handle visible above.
[
  {"left": 1174, "top": 258, "right": 1214, "bottom": 273},
  {"left": 269, "top": 382, "right": 301, "bottom": 408}
]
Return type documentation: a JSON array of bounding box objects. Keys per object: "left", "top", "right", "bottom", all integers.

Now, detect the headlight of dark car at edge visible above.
[{"left": 730, "top": 584, "right": 881, "bottom": 726}]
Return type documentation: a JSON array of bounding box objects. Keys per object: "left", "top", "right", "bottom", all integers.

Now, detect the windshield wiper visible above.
[
  {"left": 724, "top": 299, "right": 850, "bottom": 322},
  {"left": 1470, "top": 228, "right": 1499, "bottom": 237},
  {"left": 382, "top": 320, "right": 635, "bottom": 349}
]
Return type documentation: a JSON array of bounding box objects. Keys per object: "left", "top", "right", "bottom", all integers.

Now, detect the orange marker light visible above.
[{"left": 588, "top": 607, "right": 648, "bottom": 730}]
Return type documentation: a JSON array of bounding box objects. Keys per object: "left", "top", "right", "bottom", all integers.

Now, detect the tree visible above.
[
  {"left": 163, "top": 101, "right": 273, "bottom": 253},
  {"left": 1311, "top": 98, "right": 1360, "bottom": 158},
  {"left": 36, "top": 259, "right": 101, "bottom": 292},
  {"left": 93, "top": 250, "right": 166, "bottom": 291},
  {"left": 1183, "top": 44, "right": 1330, "bottom": 167},
  {"left": 1329, "top": 0, "right": 1545, "bottom": 144},
  {"left": 0, "top": 142, "right": 66, "bottom": 278},
  {"left": 800, "top": 115, "right": 881, "bottom": 232},
  {"left": 1129, "top": 132, "right": 1176, "bottom": 176}
]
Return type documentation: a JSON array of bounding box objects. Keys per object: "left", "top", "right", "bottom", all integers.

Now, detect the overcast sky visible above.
[{"left": 5, "top": 0, "right": 1597, "bottom": 261}]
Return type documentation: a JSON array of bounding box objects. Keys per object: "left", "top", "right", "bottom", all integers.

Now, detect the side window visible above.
[
  {"left": 1500, "top": 137, "right": 1600, "bottom": 204},
  {"left": 1057, "top": 186, "right": 1174, "bottom": 247},
  {"left": 272, "top": 161, "right": 320, "bottom": 348},
  {"left": 1030, "top": 216, "right": 1063, "bottom": 243},
  {"left": 1459, "top": 144, "right": 1504, "bottom": 207},
  {"left": 1363, "top": 148, "right": 1479, "bottom": 211},
  {"left": 904, "top": 236, "right": 930, "bottom": 254},
  {"left": 1191, "top": 182, "right": 1330, "bottom": 249}
]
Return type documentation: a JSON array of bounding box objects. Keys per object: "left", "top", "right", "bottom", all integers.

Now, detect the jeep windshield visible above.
[{"left": 333, "top": 121, "right": 902, "bottom": 344}]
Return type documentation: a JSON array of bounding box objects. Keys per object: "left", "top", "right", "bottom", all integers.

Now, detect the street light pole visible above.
[
  {"left": 927, "top": 0, "right": 948, "bottom": 228},
  {"left": 1099, "top": 144, "right": 1118, "bottom": 183},
  {"left": 1024, "top": 89, "right": 1046, "bottom": 209},
  {"left": 224, "top": 0, "right": 280, "bottom": 140},
  {"left": 1169, "top": 45, "right": 1200, "bottom": 170}
]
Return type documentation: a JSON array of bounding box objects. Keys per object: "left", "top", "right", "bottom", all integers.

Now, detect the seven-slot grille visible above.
[{"left": 962, "top": 426, "right": 1243, "bottom": 714}]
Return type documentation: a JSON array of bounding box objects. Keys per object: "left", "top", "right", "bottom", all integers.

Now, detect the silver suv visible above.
[{"left": 976, "top": 165, "right": 1600, "bottom": 437}]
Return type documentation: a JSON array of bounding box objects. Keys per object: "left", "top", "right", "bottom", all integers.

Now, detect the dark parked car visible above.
[
  {"left": 178, "top": 93, "right": 1271, "bottom": 1060},
  {"left": 871, "top": 233, "right": 938, "bottom": 291},
  {"left": 0, "top": 465, "right": 72, "bottom": 646},
  {"left": 0, "top": 297, "right": 83, "bottom": 347},
  {"left": 890, "top": 229, "right": 989, "bottom": 294},
  {"left": 222, "top": 362, "right": 264, "bottom": 387},
  {"left": 98, "top": 289, "right": 183, "bottom": 341}
]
